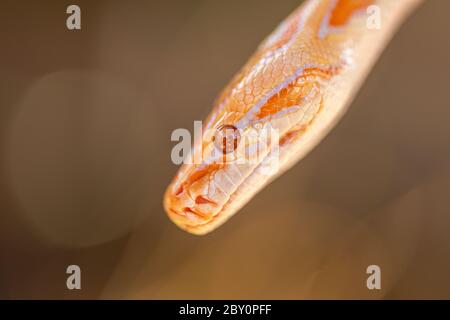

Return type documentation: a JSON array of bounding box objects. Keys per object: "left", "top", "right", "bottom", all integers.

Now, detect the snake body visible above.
[{"left": 164, "top": 0, "right": 423, "bottom": 235}]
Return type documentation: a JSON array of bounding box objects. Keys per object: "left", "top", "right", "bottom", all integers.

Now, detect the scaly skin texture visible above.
[{"left": 164, "top": 0, "right": 423, "bottom": 235}]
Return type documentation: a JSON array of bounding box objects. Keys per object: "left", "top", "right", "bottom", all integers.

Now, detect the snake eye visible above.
[{"left": 212, "top": 124, "right": 240, "bottom": 154}]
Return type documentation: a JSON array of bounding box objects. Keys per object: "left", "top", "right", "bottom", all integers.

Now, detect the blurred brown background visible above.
[{"left": 0, "top": 0, "right": 449, "bottom": 299}]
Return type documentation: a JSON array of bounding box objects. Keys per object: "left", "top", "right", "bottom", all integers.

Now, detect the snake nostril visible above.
[
  {"left": 174, "top": 185, "right": 184, "bottom": 196},
  {"left": 195, "top": 195, "right": 215, "bottom": 205}
]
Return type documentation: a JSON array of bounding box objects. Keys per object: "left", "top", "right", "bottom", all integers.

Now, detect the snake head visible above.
[{"left": 164, "top": 117, "right": 282, "bottom": 235}]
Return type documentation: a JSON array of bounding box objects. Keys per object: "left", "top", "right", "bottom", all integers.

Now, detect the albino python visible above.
[{"left": 164, "top": 0, "right": 423, "bottom": 235}]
